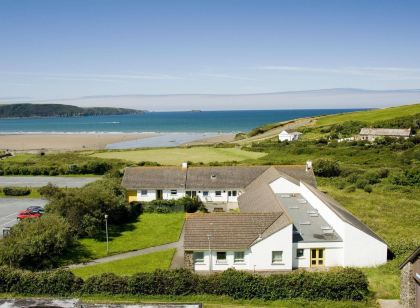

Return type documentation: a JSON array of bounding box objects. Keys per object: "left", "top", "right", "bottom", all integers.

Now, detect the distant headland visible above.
[{"left": 0, "top": 103, "right": 145, "bottom": 118}]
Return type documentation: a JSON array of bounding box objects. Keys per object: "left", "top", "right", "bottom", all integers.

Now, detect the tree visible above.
[{"left": 0, "top": 214, "right": 73, "bottom": 269}]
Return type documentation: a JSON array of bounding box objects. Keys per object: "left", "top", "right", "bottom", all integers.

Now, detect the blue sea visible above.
[{"left": 0, "top": 109, "right": 364, "bottom": 134}]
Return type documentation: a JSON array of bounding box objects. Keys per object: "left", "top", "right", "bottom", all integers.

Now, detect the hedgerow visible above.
[{"left": 0, "top": 267, "right": 369, "bottom": 301}]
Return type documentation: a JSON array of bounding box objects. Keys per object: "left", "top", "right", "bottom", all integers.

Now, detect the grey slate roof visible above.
[
  {"left": 121, "top": 165, "right": 316, "bottom": 190},
  {"left": 301, "top": 182, "right": 386, "bottom": 244},
  {"left": 121, "top": 167, "right": 187, "bottom": 189},
  {"left": 359, "top": 128, "right": 411, "bottom": 137},
  {"left": 184, "top": 212, "right": 291, "bottom": 250}
]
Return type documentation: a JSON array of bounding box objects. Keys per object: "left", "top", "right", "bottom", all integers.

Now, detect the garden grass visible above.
[
  {"left": 78, "top": 213, "right": 184, "bottom": 260},
  {"left": 71, "top": 249, "right": 175, "bottom": 279},
  {"left": 90, "top": 147, "right": 266, "bottom": 165}
]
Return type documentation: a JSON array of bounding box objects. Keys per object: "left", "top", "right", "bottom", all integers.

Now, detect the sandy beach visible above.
[{"left": 0, "top": 133, "right": 158, "bottom": 152}]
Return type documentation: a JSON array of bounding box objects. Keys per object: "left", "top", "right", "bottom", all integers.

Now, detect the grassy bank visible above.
[{"left": 71, "top": 249, "right": 176, "bottom": 279}]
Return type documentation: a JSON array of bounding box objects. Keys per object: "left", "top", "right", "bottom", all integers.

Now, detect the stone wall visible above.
[
  {"left": 400, "top": 262, "right": 415, "bottom": 308},
  {"left": 184, "top": 251, "right": 194, "bottom": 271}
]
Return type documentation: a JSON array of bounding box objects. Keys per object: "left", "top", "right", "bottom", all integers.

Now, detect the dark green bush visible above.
[
  {"left": 2, "top": 186, "right": 31, "bottom": 196},
  {"left": 82, "top": 273, "right": 129, "bottom": 294},
  {"left": 355, "top": 178, "right": 369, "bottom": 189},
  {"left": 364, "top": 185, "right": 373, "bottom": 193},
  {"left": 313, "top": 159, "right": 341, "bottom": 177}
]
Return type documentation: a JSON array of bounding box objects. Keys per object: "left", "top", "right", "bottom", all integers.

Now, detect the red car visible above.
[{"left": 17, "top": 210, "right": 42, "bottom": 220}]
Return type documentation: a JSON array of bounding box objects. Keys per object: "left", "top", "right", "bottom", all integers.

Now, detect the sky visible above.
[{"left": 0, "top": 0, "right": 420, "bottom": 104}]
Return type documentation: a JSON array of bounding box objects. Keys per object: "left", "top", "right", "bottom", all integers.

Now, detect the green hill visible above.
[{"left": 0, "top": 103, "right": 144, "bottom": 118}]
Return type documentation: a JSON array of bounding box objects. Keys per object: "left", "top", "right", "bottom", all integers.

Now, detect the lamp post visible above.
[
  {"left": 207, "top": 233, "right": 212, "bottom": 273},
  {"left": 104, "top": 214, "right": 109, "bottom": 255}
]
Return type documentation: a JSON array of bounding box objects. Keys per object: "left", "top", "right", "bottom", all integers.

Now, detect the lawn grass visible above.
[
  {"left": 0, "top": 293, "right": 377, "bottom": 307},
  {"left": 90, "top": 147, "right": 266, "bottom": 165},
  {"left": 71, "top": 249, "right": 176, "bottom": 279},
  {"left": 314, "top": 103, "right": 420, "bottom": 127},
  {"left": 78, "top": 213, "right": 184, "bottom": 260},
  {"left": 0, "top": 187, "right": 41, "bottom": 198}
]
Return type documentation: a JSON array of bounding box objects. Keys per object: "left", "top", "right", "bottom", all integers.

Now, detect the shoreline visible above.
[{"left": 0, "top": 132, "right": 236, "bottom": 152}]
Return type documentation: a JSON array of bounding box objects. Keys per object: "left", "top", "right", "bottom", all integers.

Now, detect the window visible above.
[
  {"left": 215, "top": 191, "right": 222, "bottom": 197},
  {"left": 193, "top": 252, "right": 204, "bottom": 263},
  {"left": 232, "top": 190, "right": 237, "bottom": 196},
  {"left": 272, "top": 251, "right": 283, "bottom": 264},
  {"left": 234, "top": 251, "right": 245, "bottom": 263},
  {"left": 186, "top": 191, "right": 192, "bottom": 197},
  {"left": 296, "top": 249, "right": 304, "bottom": 258},
  {"left": 140, "top": 190, "right": 148, "bottom": 196},
  {"left": 216, "top": 252, "right": 227, "bottom": 263},
  {"left": 203, "top": 191, "right": 209, "bottom": 196},
  {"left": 170, "top": 190, "right": 177, "bottom": 195}
]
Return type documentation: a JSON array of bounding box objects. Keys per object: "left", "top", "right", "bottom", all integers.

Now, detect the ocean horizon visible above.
[{"left": 0, "top": 109, "right": 365, "bottom": 134}]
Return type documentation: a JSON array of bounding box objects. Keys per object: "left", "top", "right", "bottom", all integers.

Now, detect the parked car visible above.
[
  {"left": 26, "top": 206, "right": 44, "bottom": 214},
  {"left": 17, "top": 210, "right": 42, "bottom": 220}
]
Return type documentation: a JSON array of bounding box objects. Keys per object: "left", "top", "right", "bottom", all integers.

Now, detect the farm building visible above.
[{"left": 357, "top": 128, "right": 411, "bottom": 141}]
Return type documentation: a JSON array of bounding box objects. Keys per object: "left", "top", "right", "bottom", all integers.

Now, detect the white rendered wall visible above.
[
  {"left": 194, "top": 250, "right": 251, "bottom": 271},
  {"left": 163, "top": 189, "right": 186, "bottom": 200},
  {"left": 137, "top": 189, "right": 156, "bottom": 202},
  {"left": 292, "top": 242, "right": 344, "bottom": 268},
  {"left": 343, "top": 223, "right": 387, "bottom": 266},
  {"left": 249, "top": 224, "right": 293, "bottom": 271},
  {"left": 195, "top": 189, "right": 240, "bottom": 203},
  {"left": 269, "top": 177, "right": 300, "bottom": 194}
]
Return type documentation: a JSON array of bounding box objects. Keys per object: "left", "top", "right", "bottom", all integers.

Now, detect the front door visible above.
[
  {"left": 310, "top": 248, "right": 325, "bottom": 267},
  {"left": 156, "top": 190, "right": 163, "bottom": 200}
]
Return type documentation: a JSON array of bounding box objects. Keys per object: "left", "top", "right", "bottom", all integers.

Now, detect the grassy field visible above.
[
  {"left": 77, "top": 213, "right": 184, "bottom": 260},
  {"left": 71, "top": 249, "right": 175, "bottom": 279},
  {"left": 314, "top": 103, "right": 420, "bottom": 127},
  {"left": 90, "top": 147, "right": 266, "bottom": 165}
]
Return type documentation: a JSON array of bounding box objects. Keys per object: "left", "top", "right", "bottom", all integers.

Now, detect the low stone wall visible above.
[
  {"left": 184, "top": 251, "right": 193, "bottom": 270},
  {"left": 400, "top": 262, "right": 415, "bottom": 308}
]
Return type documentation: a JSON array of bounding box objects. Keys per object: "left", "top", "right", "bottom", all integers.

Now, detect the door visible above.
[
  {"left": 156, "top": 190, "right": 163, "bottom": 200},
  {"left": 127, "top": 190, "right": 138, "bottom": 203},
  {"left": 310, "top": 248, "right": 325, "bottom": 267}
]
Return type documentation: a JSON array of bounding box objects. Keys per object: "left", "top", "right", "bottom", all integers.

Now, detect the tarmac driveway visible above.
[
  {"left": 0, "top": 198, "right": 48, "bottom": 235},
  {"left": 0, "top": 176, "right": 100, "bottom": 188}
]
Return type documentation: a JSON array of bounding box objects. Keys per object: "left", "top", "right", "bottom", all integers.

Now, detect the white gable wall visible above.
[
  {"left": 270, "top": 177, "right": 300, "bottom": 194},
  {"left": 292, "top": 242, "right": 344, "bottom": 268},
  {"left": 343, "top": 223, "right": 387, "bottom": 266},
  {"left": 249, "top": 224, "right": 293, "bottom": 270}
]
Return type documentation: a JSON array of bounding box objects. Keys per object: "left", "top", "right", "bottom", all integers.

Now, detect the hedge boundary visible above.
[{"left": 0, "top": 267, "right": 369, "bottom": 301}]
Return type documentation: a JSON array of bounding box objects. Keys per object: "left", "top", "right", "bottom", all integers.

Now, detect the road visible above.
[
  {"left": 0, "top": 198, "right": 48, "bottom": 236},
  {"left": 0, "top": 176, "right": 101, "bottom": 188}
]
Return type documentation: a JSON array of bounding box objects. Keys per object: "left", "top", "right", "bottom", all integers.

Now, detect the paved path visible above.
[
  {"left": 0, "top": 176, "right": 101, "bottom": 188},
  {"left": 378, "top": 299, "right": 403, "bottom": 308},
  {"left": 68, "top": 223, "right": 186, "bottom": 269},
  {"left": 0, "top": 198, "right": 48, "bottom": 235}
]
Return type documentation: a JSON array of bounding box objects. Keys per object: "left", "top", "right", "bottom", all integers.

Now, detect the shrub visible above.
[
  {"left": 38, "top": 183, "right": 63, "bottom": 199},
  {"left": 2, "top": 186, "right": 31, "bottom": 196},
  {"left": 355, "top": 178, "right": 369, "bottom": 189},
  {"left": 0, "top": 215, "right": 74, "bottom": 269},
  {"left": 345, "top": 185, "right": 356, "bottom": 193},
  {"left": 0, "top": 267, "right": 369, "bottom": 301},
  {"left": 364, "top": 185, "right": 373, "bottom": 193},
  {"left": 313, "top": 159, "right": 341, "bottom": 177}
]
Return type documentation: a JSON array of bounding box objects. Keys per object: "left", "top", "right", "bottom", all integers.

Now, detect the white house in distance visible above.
[
  {"left": 278, "top": 130, "right": 302, "bottom": 142},
  {"left": 121, "top": 163, "right": 388, "bottom": 271}
]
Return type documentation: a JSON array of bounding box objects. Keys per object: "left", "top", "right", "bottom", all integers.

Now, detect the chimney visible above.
[
  {"left": 306, "top": 160, "right": 312, "bottom": 172},
  {"left": 181, "top": 162, "right": 188, "bottom": 169}
]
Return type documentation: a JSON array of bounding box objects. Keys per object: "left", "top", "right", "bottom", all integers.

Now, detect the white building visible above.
[
  {"left": 121, "top": 163, "right": 387, "bottom": 271},
  {"left": 278, "top": 130, "right": 302, "bottom": 142},
  {"left": 357, "top": 128, "right": 411, "bottom": 141}
]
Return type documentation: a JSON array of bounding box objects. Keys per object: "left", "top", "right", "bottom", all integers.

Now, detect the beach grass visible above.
[
  {"left": 75, "top": 213, "right": 184, "bottom": 260},
  {"left": 71, "top": 249, "right": 175, "bottom": 279},
  {"left": 90, "top": 146, "right": 266, "bottom": 165}
]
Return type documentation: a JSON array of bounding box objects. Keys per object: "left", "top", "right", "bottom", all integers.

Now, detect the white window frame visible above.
[
  {"left": 234, "top": 251, "right": 245, "bottom": 263},
  {"left": 215, "top": 191, "right": 222, "bottom": 197},
  {"left": 140, "top": 190, "right": 148, "bottom": 196},
  {"left": 203, "top": 191, "right": 209, "bottom": 196},
  {"left": 170, "top": 189, "right": 177, "bottom": 195},
  {"left": 193, "top": 251, "right": 204, "bottom": 264},
  {"left": 272, "top": 251, "right": 283, "bottom": 264},
  {"left": 296, "top": 248, "right": 304, "bottom": 258},
  {"left": 216, "top": 251, "right": 227, "bottom": 264}
]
